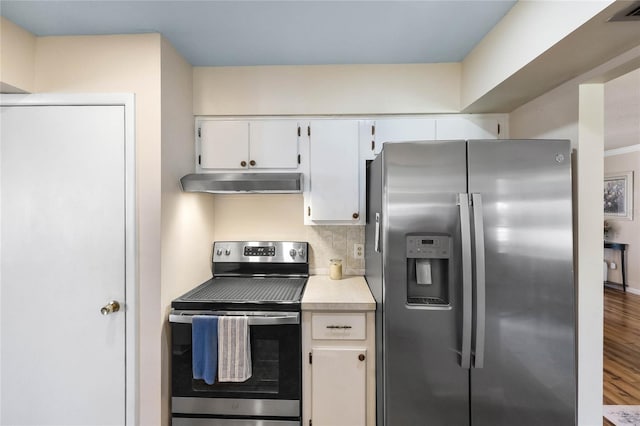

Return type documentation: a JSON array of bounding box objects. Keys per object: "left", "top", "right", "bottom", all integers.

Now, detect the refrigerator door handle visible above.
[
  {"left": 375, "top": 212, "right": 381, "bottom": 253},
  {"left": 472, "top": 193, "right": 486, "bottom": 369},
  {"left": 458, "top": 193, "right": 473, "bottom": 369}
]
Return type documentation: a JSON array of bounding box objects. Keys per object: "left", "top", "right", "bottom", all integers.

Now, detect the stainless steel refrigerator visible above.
[{"left": 365, "top": 140, "right": 576, "bottom": 426}]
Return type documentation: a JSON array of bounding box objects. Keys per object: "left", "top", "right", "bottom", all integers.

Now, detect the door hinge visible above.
[
  {"left": 307, "top": 206, "right": 311, "bottom": 217},
  {"left": 298, "top": 154, "right": 301, "bottom": 164},
  {"left": 198, "top": 155, "right": 201, "bottom": 165},
  {"left": 308, "top": 352, "right": 312, "bottom": 364},
  {"left": 198, "top": 128, "right": 201, "bottom": 138},
  {"left": 298, "top": 126, "right": 301, "bottom": 137},
  {"left": 371, "top": 140, "right": 375, "bottom": 151},
  {"left": 372, "top": 124, "right": 375, "bottom": 136},
  {"left": 497, "top": 123, "right": 501, "bottom": 135},
  {"left": 307, "top": 126, "right": 311, "bottom": 137}
]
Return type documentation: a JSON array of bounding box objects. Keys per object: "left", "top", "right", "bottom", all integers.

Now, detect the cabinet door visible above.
[
  {"left": 199, "top": 120, "right": 249, "bottom": 169},
  {"left": 308, "top": 120, "right": 359, "bottom": 222},
  {"left": 312, "top": 347, "right": 367, "bottom": 426},
  {"left": 249, "top": 121, "right": 299, "bottom": 169},
  {"left": 436, "top": 116, "right": 499, "bottom": 140},
  {"left": 373, "top": 118, "right": 436, "bottom": 155}
]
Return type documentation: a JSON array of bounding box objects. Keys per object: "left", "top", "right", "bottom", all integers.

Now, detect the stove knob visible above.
[
  {"left": 216, "top": 249, "right": 222, "bottom": 256},
  {"left": 225, "top": 249, "right": 231, "bottom": 256},
  {"left": 289, "top": 249, "right": 297, "bottom": 258},
  {"left": 298, "top": 248, "right": 305, "bottom": 257}
]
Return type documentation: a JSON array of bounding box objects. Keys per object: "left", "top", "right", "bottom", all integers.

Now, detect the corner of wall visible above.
[
  {"left": 461, "top": 0, "right": 613, "bottom": 111},
  {"left": 0, "top": 16, "right": 36, "bottom": 92}
]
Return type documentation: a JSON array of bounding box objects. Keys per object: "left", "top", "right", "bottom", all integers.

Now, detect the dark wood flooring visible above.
[{"left": 603, "top": 287, "right": 640, "bottom": 425}]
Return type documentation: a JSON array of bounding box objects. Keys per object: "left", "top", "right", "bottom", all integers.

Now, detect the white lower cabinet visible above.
[
  {"left": 302, "top": 310, "right": 375, "bottom": 426},
  {"left": 311, "top": 347, "right": 367, "bottom": 426}
]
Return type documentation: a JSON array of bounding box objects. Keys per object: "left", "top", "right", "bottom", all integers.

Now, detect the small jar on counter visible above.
[{"left": 329, "top": 258, "right": 343, "bottom": 280}]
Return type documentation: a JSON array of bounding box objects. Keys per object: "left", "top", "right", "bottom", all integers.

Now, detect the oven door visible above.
[{"left": 170, "top": 311, "right": 301, "bottom": 423}]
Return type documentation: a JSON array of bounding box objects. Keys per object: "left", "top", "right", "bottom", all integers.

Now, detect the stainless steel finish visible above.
[
  {"left": 365, "top": 140, "right": 575, "bottom": 426},
  {"left": 212, "top": 241, "right": 308, "bottom": 264},
  {"left": 169, "top": 311, "right": 299, "bottom": 325},
  {"left": 172, "top": 397, "right": 299, "bottom": 417},
  {"left": 180, "top": 173, "right": 302, "bottom": 194},
  {"left": 458, "top": 192, "right": 473, "bottom": 369},
  {"left": 172, "top": 418, "right": 299, "bottom": 426},
  {"left": 100, "top": 300, "right": 120, "bottom": 315},
  {"left": 371, "top": 141, "right": 469, "bottom": 425},
  {"left": 467, "top": 139, "right": 575, "bottom": 426},
  {"left": 471, "top": 193, "right": 486, "bottom": 369}
]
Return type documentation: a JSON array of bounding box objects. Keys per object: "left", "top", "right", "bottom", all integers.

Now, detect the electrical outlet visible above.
[
  {"left": 354, "top": 243, "right": 364, "bottom": 259},
  {"left": 610, "top": 262, "right": 617, "bottom": 270}
]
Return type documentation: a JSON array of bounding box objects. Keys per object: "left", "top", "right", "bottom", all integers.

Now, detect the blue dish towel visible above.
[{"left": 192, "top": 315, "right": 218, "bottom": 385}]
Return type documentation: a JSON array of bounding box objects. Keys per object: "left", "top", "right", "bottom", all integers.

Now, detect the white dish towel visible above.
[{"left": 218, "top": 316, "right": 252, "bottom": 382}]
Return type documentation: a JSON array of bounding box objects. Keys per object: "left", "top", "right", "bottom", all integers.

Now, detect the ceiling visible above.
[{"left": 0, "top": 0, "right": 517, "bottom": 67}]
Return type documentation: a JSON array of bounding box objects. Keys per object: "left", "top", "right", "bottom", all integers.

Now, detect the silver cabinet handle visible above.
[
  {"left": 101, "top": 300, "right": 120, "bottom": 315},
  {"left": 326, "top": 325, "right": 352, "bottom": 329},
  {"left": 374, "top": 212, "right": 381, "bottom": 253},
  {"left": 458, "top": 193, "right": 472, "bottom": 369},
  {"left": 472, "top": 193, "right": 486, "bottom": 369}
]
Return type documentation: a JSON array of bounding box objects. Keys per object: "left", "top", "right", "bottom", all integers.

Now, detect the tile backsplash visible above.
[
  {"left": 208, "top": 195, "right": 365, "bottom": 276},
  {"left": 306, "top": 226, "right": 365, "bottom": 275}
]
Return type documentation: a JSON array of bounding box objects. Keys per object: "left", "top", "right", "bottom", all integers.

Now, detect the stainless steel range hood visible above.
[{"left": 180, "top": 173, "right": 303, "bottom": 193}]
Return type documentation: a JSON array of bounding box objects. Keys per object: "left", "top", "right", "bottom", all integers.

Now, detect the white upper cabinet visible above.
[
  {"left": 197, "top": 119, "right": 300, "bottom": 171},
  {"left": 249, "top": 121, "right": 300, "bottom": 169},
  {"left": 361, "top": 118, "right": 437, "bottom": 159},
  {"left": 199, "top": 120, "right": 249, "bottom": 170},
  {"left": 306, "top": 120, "right": 360, "bottom": 224},
  {"left": 435, "top": 116, "right": 502, "bottom": 140}
]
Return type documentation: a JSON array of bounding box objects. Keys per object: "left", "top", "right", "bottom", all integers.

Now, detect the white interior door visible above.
[{"left": 1, "top": 101, "right": 130, "bottom": 425}]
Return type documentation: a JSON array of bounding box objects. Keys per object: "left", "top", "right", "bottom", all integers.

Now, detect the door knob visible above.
[{"left": 100, "top": 300, "right": 120, "bottom": 315}]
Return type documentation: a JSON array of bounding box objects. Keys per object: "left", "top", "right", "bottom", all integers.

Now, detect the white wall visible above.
[
  {"left": 461, "top": 0, "right": 613, "bottom": 110},
  {"left": 159, "top": 37, "right": 216, "bottom": 425},
  {"left": 193, "top": 63, "right": 461, "bottom": 115}
]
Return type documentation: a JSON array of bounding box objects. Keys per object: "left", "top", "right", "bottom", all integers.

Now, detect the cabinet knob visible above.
[
  {"left": 240, "top": 160, "right": 247, "bottom": 167},
  {"left": 358, "top": 354, "right": 366, "bottom": 362},
  {"left": 352, "top": 213, "right": 359, "bottom": 219},
  {"left": 249, "top": 160, "right": 256, "bottom": 167}
]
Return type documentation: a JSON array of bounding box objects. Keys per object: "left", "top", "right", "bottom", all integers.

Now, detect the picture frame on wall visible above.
[{"left": 604, "top": 171, "right": 634, "bottom": 220}]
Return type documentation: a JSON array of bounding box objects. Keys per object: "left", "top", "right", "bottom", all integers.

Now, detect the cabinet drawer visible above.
[{"left": 311, "top": 313, "right": 366, "bottom": 340}]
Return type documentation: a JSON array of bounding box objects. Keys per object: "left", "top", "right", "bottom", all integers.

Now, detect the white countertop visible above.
[{"left": 301, "top": 275, "right": 376, "bottom": 311}]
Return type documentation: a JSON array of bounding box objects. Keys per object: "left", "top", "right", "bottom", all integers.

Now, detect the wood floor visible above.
[{"left": 603, "top": 287, "right": 640, "bottom": 425}]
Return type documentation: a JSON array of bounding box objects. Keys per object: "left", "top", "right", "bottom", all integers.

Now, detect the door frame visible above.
[{"left": 0, "top": 93, "right": 138, "bottom": 424}]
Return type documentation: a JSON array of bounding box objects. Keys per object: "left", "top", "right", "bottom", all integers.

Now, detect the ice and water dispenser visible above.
[{"left": 406, "top": 234, "right": 451, "bottom": 307}]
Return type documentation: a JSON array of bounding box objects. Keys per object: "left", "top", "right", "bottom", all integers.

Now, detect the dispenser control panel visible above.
[{"left": 406, "top": 235, "right": 450, "bottom": 259}]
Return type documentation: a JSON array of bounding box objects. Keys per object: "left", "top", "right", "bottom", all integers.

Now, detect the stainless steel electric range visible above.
[{"left": 170, "top": 241, "right": 308, "bottom": 426}]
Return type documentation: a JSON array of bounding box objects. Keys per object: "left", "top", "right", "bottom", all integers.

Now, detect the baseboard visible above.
[
  {"left": 606, "top": 282, "right": 640, "bottom": 295},
  {"left": 627, "top": 287, "right": 640, "bottom": 296}
]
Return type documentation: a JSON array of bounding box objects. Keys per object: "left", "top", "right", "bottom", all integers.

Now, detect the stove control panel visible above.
[
  {"left": 212, "top": 241, "right": 309, "bottom": 264},
  {"left": 244, "top": 246, "right": 276, "bottom": 256}
]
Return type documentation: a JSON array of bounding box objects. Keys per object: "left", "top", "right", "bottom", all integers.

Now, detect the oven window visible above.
[
  {"left": 192, "top": 338, "right": 279, "bottom": 394},
  {"left": 171, "top": 322, "right": 300, "bottom": 400}
]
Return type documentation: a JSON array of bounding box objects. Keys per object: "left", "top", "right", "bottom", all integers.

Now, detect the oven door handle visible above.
[{"left": 169, "top": 312, "right": 300, "bottom": 325}]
